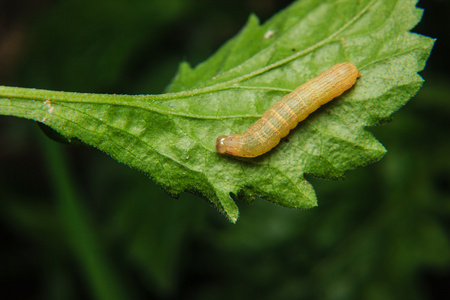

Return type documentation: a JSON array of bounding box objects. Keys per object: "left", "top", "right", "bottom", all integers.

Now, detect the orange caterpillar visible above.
[{"left": 216, "top": 62, "right": 360, "bottom": 157}]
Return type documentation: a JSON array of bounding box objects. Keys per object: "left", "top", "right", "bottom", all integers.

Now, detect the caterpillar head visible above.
[{"left": 216, "top": 134, "right": 244, "bottom": 157}]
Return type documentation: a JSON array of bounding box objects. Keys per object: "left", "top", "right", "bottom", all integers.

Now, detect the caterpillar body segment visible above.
[{"left": 216, "top": 62, "right": 361, "bottom": 158}]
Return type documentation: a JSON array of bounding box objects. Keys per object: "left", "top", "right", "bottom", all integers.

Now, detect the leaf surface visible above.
[{"left": 0, "top": 0, "right": 435, "bottom": 222}]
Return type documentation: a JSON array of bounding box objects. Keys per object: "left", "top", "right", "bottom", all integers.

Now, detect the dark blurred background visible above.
[{"left": 0, "top": 0, "right": 449, "bottom": 299}]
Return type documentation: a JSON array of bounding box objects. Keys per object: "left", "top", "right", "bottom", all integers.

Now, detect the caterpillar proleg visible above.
[{"left": 216, "top": 62, "right": 360, "bottom": 157}]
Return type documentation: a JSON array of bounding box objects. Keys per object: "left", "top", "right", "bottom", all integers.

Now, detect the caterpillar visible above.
[{"left": 216, "top": 62, "right": 360, "bottom": 157}]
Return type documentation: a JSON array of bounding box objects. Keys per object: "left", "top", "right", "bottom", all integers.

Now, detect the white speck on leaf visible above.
[
  {"left": 44, "top": 100, "right": 54, "bottom": 114},
  {"left": 264, "top": 29, "right": 276, "bottom": 39}
]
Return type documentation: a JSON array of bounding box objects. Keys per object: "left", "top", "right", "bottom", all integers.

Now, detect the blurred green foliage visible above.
[{"left": 0, "top": 0, "right": 449, "bottom": 299}]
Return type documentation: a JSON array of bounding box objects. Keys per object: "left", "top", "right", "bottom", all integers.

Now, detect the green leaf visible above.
[{"left": 0, "top": 0, "right": 435, "bottom": 222}]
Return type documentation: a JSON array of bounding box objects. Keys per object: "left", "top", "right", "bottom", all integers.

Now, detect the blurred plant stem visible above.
[{"left": 38, "top": 134, "right": 130, "bottom": 300}]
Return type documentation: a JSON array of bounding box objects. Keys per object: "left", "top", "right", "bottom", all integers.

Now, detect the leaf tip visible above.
[{"left": 216, "top": 191, "right": 240, "bottom": 223}]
